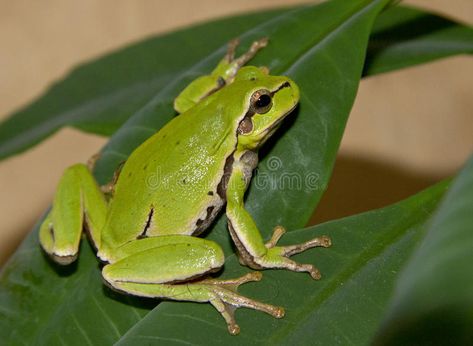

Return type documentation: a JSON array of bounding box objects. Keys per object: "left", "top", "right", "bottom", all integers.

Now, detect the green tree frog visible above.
[{"left": 39, "top": 38, "right": 331, "bottom": 335}]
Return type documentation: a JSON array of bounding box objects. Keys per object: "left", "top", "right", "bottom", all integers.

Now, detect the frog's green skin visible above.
[{"left": 39, "top": 38, "right": 331, "bottom": 335}]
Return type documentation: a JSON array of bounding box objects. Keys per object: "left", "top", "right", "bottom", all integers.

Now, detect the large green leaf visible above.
[
  {"left": 365, "top": 5, "right": 473, "bottom": 75},
  {"left": 115, "top": 181, "right": 448, "bottom": 345},
  {"left": 373, "top": 155, "right": 473, "bottom": 345},
  {"left": 0, "top": 0, "right": 392, "bottom": 344},
  {"left": 0, "top": 4, "right": 472, "bottom": 160}
]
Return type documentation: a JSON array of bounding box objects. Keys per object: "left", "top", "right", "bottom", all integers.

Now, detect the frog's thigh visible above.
[
  {"left": 102, "top": 236, "right": 224, "bottom": 289},
  {"left": 103, "top": 236, "right": 284, "bottom": 335},
  {"left": 39, "top": 163, "right": 107, "bottom": 264}
]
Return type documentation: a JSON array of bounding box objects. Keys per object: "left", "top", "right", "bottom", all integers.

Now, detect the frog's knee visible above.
[{"left": 203, "top": 239, "right": 225, "bottom": 268}]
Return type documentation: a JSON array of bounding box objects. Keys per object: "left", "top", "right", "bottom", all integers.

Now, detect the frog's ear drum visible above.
[
  {"left": 238, "top": 117, "right": 253, "bottom": 135},
  {"left": 259, "top": 66, "right": 270, "bottom": 75}
]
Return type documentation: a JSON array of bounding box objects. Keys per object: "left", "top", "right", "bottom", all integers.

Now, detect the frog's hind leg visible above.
[
  {"left": 102, "top": 236, "right": 283, "bottom": 335},
  {"left": 39, "top": 163, "right": 107, "bottom": 265}
]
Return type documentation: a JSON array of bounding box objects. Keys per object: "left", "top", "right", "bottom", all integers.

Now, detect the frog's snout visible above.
[
  {"left": 286, "top": 79, "right": 300, "bottom": 105},
  {"left": 273, "top": 78, "right": 300, "bottom": 109}
]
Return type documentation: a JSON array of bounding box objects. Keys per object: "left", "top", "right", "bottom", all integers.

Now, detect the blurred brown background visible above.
[{"left": 0, "top": 0, "right": 472, "bottom": 266}]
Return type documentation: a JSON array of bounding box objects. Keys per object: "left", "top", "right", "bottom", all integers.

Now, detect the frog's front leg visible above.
[
  {"left": 225, "top": 155, "right": 332, "bottom": 279},
  {"left": 39, "top": 163, "right": 107, "bottom": 264},
  {"left": 102, "top": 236, "right": 284, "bottom": 335},
  {"left": 174, "top": 37, "right": 268, "bottom": 114}
]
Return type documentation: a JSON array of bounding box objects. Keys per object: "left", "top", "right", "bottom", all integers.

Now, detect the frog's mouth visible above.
[{"left": 260, "top": 113, "right": 290, "bottom": 141}]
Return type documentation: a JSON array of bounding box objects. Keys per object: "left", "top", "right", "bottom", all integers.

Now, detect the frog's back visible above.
[{"left": 103, "top": 96, "right": 241, "bottom": 246}]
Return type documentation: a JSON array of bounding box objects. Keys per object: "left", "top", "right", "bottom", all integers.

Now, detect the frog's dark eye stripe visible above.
[
  {"left": 250, "top": 89, "right": 272, "bottom": 114},
  {"left": 271, "top": 81, "right": 291, "bottom": 95}
]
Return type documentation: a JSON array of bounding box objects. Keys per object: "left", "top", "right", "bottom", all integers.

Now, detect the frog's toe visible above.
[
  {"left": 257, "top": 231, "right": 331, "bottom": 280},
  {"left": 208, "top": 284, "right": 284, "bottom": 335},
  {"left": 265, "top": 225, "right": 286, "bottom": 248},
  {"left": 200, "top": 271, "right": 262, "bottom": 288},
  {"left": 281, "top": 234, "right": 332, "bottom": 257},
  {"left": 265, "top": 224, "right": 331, "bottom": 256}
]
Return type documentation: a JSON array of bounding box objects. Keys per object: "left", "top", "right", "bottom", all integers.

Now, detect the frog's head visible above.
[{"left": 234, "top": 66, "right": 300, "bottom": 149}]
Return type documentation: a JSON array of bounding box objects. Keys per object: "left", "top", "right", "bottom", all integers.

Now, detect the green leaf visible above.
[
  {"left": 0, "top": 0, "right": 392, "bottom": 344},
  {"left": 373, "top": 155, "right": 473, "bottom": 345},
  {"left": 364, "top": 5, "right": 473, "bottom": 75},
  {"left": 114, "top": 181, "right": 449, "bottom": 345},
  {"left": 0, "top": 4, "right": 472, "bottom": 161}
]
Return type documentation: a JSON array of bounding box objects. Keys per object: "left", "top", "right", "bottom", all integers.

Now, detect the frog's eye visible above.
[{"left": 250, "top": 89, "right": 272, "bottom": 114}]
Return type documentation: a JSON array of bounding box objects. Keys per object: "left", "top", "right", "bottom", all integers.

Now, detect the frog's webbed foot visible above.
[
  {"left": 200, "top": 270, "right": 262, "bottom": 288},
  {"left": 224, "top": 38, "right": 240, "bottom": 62},
  {"left": 109, "top": 271, "right": 284, "bottom": 335},
  {"left": 261, "top": 226, "right": 331, "bottom": 280},
  {"left": 204, "top": 272, "right": 284, "bottom": 335},
  {"left": 226, "top": 164, "right": 331, "bottom": 280},
  {"left": 174, "top": 37, "right": 269, "bottom": 114},
  {"left": 223, "top": 37, "right": 269, "bottom": 84},
  {"left": 225, "top": 37, "right": 268, "bottom": 66},
  {"left": 266, "top": 226, "right": 332, "bottom": 253}
]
